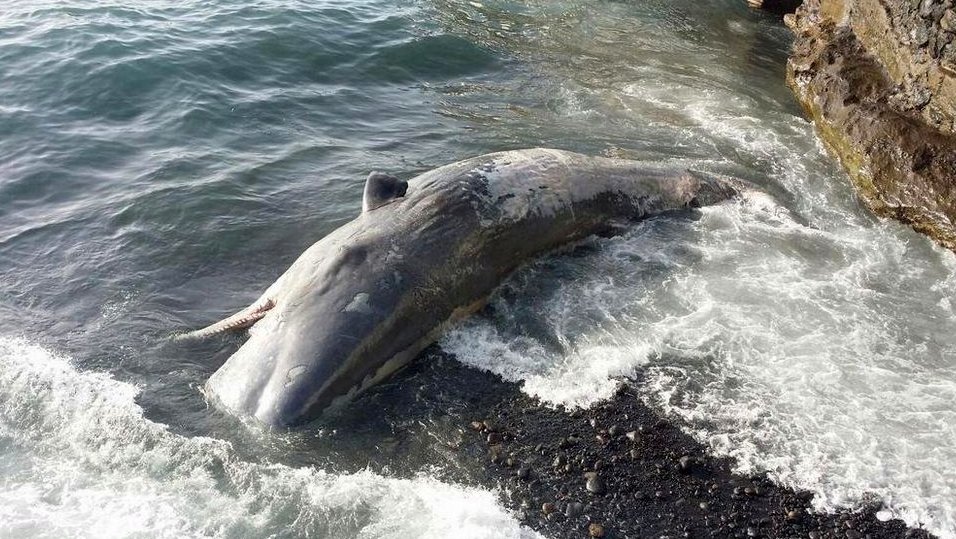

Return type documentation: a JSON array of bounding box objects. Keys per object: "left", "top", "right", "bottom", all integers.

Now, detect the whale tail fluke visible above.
[
  {"left": 681, "top": 169, "right": 749, "bottom": 207},
  {"left": 173, "top": 297, "right": 275, "bottom": 341},
  {"left": 685, "top": 169, "right": 800, "bottom": 224}
]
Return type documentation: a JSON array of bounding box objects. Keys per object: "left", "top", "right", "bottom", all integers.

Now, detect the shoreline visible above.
[
  {"left": 330, "top": 350, "right": 940, "bottom": 539},
  {"left": 449, "top": 369, "right": 937, "bottom": 538}
]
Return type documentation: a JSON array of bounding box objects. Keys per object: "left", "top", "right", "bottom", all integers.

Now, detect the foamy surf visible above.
[
  {"left": 442, "top": 193, "right": 956, "bottom": 538},
  {"left": 436, "top": 35, "right": 956, "bottom": 534},
  {"left": 0, "top": 337, "right": 540, "bottom": 539}
]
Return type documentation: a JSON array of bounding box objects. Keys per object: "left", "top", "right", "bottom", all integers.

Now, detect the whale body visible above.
[{"left": 188, "top": 148, "right": 743, "bottom": 427}]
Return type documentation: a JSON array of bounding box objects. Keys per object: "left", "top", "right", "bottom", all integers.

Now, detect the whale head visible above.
[{"left": 204, "top": 225, "right": 419, "bottom": 427}]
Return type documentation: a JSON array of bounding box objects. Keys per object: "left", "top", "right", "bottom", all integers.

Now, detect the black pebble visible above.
[
  {"left": 565, "top": 501, "right": 584, "bottom": 517},
  {"left": 586, "top": 475, "right": 606, "bottom": 494}
]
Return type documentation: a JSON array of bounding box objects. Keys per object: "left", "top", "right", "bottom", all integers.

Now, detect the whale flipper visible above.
[{"left": 362, "top": 172, "right": 408, "bottom": 212}]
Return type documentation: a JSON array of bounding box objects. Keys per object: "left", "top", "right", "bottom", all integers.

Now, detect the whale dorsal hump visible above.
[{"left": 363, "top": 171, "right": 408, "bottom": 212}]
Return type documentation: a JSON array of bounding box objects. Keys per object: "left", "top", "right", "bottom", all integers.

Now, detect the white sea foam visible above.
[
  {"left": 445, "top": 197, "right": 956, "bottom": 537},
  {"left": 0, "top": 337, "right": 540, "bottom": 539},
  {"left": 443, "top": 71, "right": 956, "bottom": 538}
]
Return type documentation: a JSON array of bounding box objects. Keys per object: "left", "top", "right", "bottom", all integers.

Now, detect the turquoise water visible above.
[{"left": 2, "top": 1, "right": 956, "bottom": 537}]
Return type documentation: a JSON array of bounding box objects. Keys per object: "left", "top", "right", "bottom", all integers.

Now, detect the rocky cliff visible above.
[{"left": 785, "top": 0, "right": 956, "bottom": 250}]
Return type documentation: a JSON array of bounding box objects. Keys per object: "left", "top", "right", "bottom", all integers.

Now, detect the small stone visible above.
[
  {"left": 593, "top": 460, "right": 604, "bottom": 471},
  {"left": 678, "top": 455, "right": 693, "bottom": 473},
  {"left": 565, "top": 501, "right": 583, "bottom": 517},
  {"left": 505, "top": 457, "right": 515, "bottom": 468},
  {"left": 699, "top": 501, "right": 710, "bottom": 511},
  {"left": 747, "top": 526, "right": 758, "bottom": 537},
  {"left": 517, "top": 466, "right": 530, "bottom": 479},
  {"left": 468, "top": 421, "right": 484, "bottom": 431},
  {"left": 911, "top": 25, "right": 930, "bottom": 46},
  {"left": 559, "top": 435, "right": 579, "bottom": 448},
  {"left": 588, "top": 522, "right": 606, "bottom": 538},
  {"left": 589, "top": 418, "right": 598, "bottom": 428},
  {"left": 586, "top": 475, "right": 606, "bottom": 494},
  {"left": 786, "top": 509, "right": 800, "bottom": 521},
  {"left": 629, "top": 448, "right": 640, "bottom": 459},
  {"left": 553, "top": 454, "right": 567, "bottom": 468},
  {"left": 486, "top": 432, "right": 502, "bottom": 444},
  {"left": 608, "top": 425, "right": 621, "bottom": 437},
  {"left": 942, "top": 9, "right": 956, "bottom": 32},
  {"left": 625, "top": 430, "right": 639, "bottom": 442},
  {"left": 744, "top": 486, "right": 756, "bottom": 496},
  {"left": 541, "top": 502, "right": 555, "bottom": 515},
  {"left": 482, "top": 419, "right": 499, "bottom": 432},
  {"left": 808, "top": 532, "right": 820, "bottom": 539}
]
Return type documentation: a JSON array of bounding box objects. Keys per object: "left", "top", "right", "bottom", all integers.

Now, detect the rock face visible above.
[
  {"left": 748, "top": 0, "right": 804, "bottom": 15},
  {"left": 786, "top": 0, "right": 956, "bottom": 251}
]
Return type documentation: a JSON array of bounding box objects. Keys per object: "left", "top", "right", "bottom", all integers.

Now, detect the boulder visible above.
[{"left": 786, "top": 0, "right": 956, "bottom": 251}]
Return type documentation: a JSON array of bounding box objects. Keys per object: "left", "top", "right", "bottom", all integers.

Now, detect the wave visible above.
[{"left": 0, "top": 337, "right": 540, "bottom": 539}]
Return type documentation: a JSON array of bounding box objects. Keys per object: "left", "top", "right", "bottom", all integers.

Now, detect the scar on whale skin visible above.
[
  {"left": 284, "top": 365, "right": 307, "bottom": 388},
  {"left": 343, "top": 292, "right": 373, "bottom": 314}
]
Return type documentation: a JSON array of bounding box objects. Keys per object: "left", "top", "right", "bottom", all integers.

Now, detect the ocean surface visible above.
[{"left": 1, "top": 0, "right": 955, "bottom": 537}]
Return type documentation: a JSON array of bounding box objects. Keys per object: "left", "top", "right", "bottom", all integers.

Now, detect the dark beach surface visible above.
[{"left": 322, "top": 349, "right": 938, "bottom": 539}]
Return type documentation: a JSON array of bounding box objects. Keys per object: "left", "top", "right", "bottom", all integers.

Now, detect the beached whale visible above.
[{"left": 184, "top": 148, "right": 743, "bottom": 427}]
